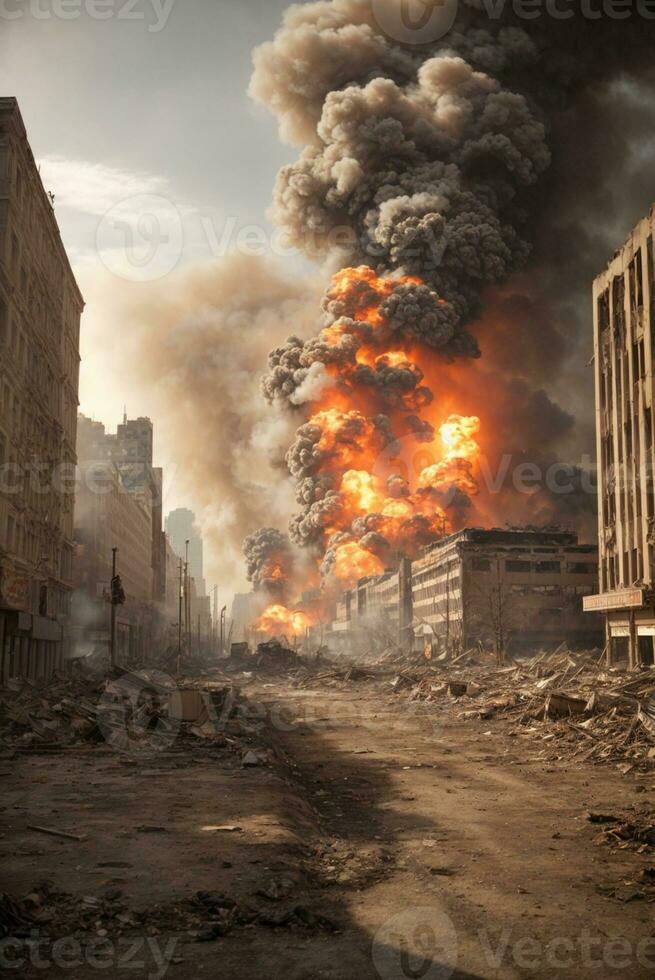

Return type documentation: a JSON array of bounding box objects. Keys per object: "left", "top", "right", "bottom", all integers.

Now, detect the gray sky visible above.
[{"left": 0, "top": 0, "right": 298, "bottom": 437}]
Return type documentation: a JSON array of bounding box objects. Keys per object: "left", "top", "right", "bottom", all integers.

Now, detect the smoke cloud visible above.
[
  {"left": 235, "top": 0, "right": 655, "bottom": 602},
  {"left": 97, "top": 253, "right": 322, "bottom": 599}
]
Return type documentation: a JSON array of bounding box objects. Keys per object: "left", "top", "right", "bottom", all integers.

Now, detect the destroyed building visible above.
[
  {"left": 587, "top": 204, "right": 655, "bottom": 665},
  {"left": 328, "top": 528, "right": 601, "bottom": 656},
  {"left": 329, "top": 559, "right": 413, "bottom": 652},
  {"left": 412, "top": 528, "right": 601, "bottom": 656}
]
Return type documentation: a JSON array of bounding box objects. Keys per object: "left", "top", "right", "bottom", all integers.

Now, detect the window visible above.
[
  {"left": 471, "top": 558, "right": 491, "bottom": 572},
  {"left": 6, "top": 515, "right": 14, "bottom": 551},
  {"left": 506, "top": 560, "right": 531, "bottom": 573},
  {"left": 598, "top": 289, "right": 610, "bottom": 332},
  {"left": 567, "top": 562, "right": 595, "bottom": 574},
  {"left": 535, "top": 561, "right": 561, "bottom": 574}
]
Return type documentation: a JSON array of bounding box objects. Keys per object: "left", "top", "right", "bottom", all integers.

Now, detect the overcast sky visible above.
[{"left": 0, "top": 0, "right": 298, "bottom": 454}]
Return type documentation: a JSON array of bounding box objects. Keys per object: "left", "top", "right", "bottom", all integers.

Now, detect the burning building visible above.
[
  {"left": 240, "top": 3, "right": 651, "bottom": 633},
  {"left": 586, "top": 205, "right": 655, "bottom": 666},
  {"left": 324, "top": 528, "right": 600, "bottom": 657}
]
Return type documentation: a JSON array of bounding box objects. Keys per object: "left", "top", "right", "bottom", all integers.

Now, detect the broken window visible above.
[
  {"left": 567, "top": 562, "right": 595, "bottom": 574},
  {"left": 598, "top": 288, "right": 610, "bottom": 333},
  {"left": 613, "top": 274, "right": 625, "bottom": 337},
  {"left": 506, "top": 560, "right": 531, "bottom": 573},
  {"left": 535, "top": 561, "right": 561, "bottom": 574}
]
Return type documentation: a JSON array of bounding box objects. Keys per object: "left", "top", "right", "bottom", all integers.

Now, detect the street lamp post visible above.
[
  {"left": 184, "top": 539, "right": 190, "bottom": 655},
  {"left": 177, "top": 558, "right": 183, "bottom": 674},
  {"left": 110, "top": 548, "right": 117, "bottom": 668},
  {"left": 220, "top": 605, "right": 226, "bottom": 656}
]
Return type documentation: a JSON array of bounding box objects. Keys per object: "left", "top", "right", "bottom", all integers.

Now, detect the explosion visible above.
[
  {"left": 242, "top": 0, "right": 652, "bottom": 633},
  {"left": 260, "top": 265, "right": 482, "bottom": 597},
  {"left": 252, "top": 604, "right": 315, "bottom": 638}
]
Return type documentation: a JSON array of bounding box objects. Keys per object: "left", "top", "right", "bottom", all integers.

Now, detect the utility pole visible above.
[
  {"left": 184, "top": 539, "right": 190, "bottom": 656},
  {"left": 212, "top": 585, "right": 218, "bottom": 652},
  {"left": 177, "top": 558, "right": 183, "bottom": 674},
  {"left": 109, "top": 547, "right": 125, "bottom": 669},
  {"left": 110, "top": 547, "right": 117, "bottom": 668},
  {"left": 220, "top": 605, "right": 226, "bottom": 655}
]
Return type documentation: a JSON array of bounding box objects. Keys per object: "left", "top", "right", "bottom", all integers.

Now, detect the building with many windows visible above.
[
  {"left": 585, "top": 205, "right": 655, "bottom": 665},
  {"left": 0, "top": 98, "right": 84, "bottom": 682},
  {"left": 413, "top": 528, "right": 601, "bottom": 656},
  {"left": 326, "top": 528, "right": 601, "bottom": 657}
]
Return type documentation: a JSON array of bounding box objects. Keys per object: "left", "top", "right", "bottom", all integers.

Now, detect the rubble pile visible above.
[
  {"left": 385, "top": 648, "right": 655, "bottom": 771},
  {"left": 0, "top": 674, "right": 106, "bottom": 750},
  {"left": 0, "top": 671, "right": 238, "bottom": 752},
  {"left": 0, "top": 881, "right": 337, "bottom": 952},
  {"left": 288, "top": 646, "right": 655, "bottom": 771},
  {"left": 228, "top": 640, "right": 333, "bottom": 678},
  {"left": 253, "top": 640, "right": 298, "bottom": 673}
]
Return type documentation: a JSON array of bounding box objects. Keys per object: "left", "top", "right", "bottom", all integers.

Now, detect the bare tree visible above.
[{"left": 467, "top": 559, "right": 518, "bottom": 665}]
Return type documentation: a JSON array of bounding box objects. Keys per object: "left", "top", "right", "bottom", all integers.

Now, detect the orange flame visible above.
[
  {"left": 253, "top": 604, "right": 314, "bottom": 637},
  {"left": 253, "top": 267, "right": 484, "bottom": 606},
  {"left": 332, "top": 540, "right": 385, "bottom": 588}
]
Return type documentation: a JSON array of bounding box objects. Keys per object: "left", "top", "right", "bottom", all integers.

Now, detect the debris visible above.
[
  {"left": 201, "top": 825, "right": 243, "bottom": 833},
  {"left": 0, "top": 893, "right": 31, "bottom": 939},
  {"left": 255, "top": 878, "right": 295, "bottom": 902},
  {"left": 545, "top": 692, "right": 588, "bottom": 719},
  {"left": 372, "top": 649, "right": 655, "bottom": 773},
  {"left": 26, "top": 825, "right": 87, "bottom": 842}
]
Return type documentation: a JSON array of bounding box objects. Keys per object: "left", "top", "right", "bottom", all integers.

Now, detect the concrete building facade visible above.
[
  {"left": 0, "top": 98, "right": 84, "bottom": 682},
  {"left": 586, "top": 204, "right": 655, "bottom": 665},
  {"left": 71, "top": 415, "right": 176, "bottom": 663},
  {"left": 413, "top": 528, "right": 601, "bottom": 656},
  {"left": 325, "top": 528, "right": 601, "bottom": 657},
  {"left": 328, "top": 560, "right": 413, "bottom": 652}
]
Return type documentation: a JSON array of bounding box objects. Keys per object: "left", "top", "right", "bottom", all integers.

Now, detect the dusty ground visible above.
[{"left": 2, "top": 674, "right": 655, "bottom": 979}]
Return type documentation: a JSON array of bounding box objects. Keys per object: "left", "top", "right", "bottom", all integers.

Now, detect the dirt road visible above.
[{"left": 2, "top": 676, "right": 654, "bottom": 979}]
